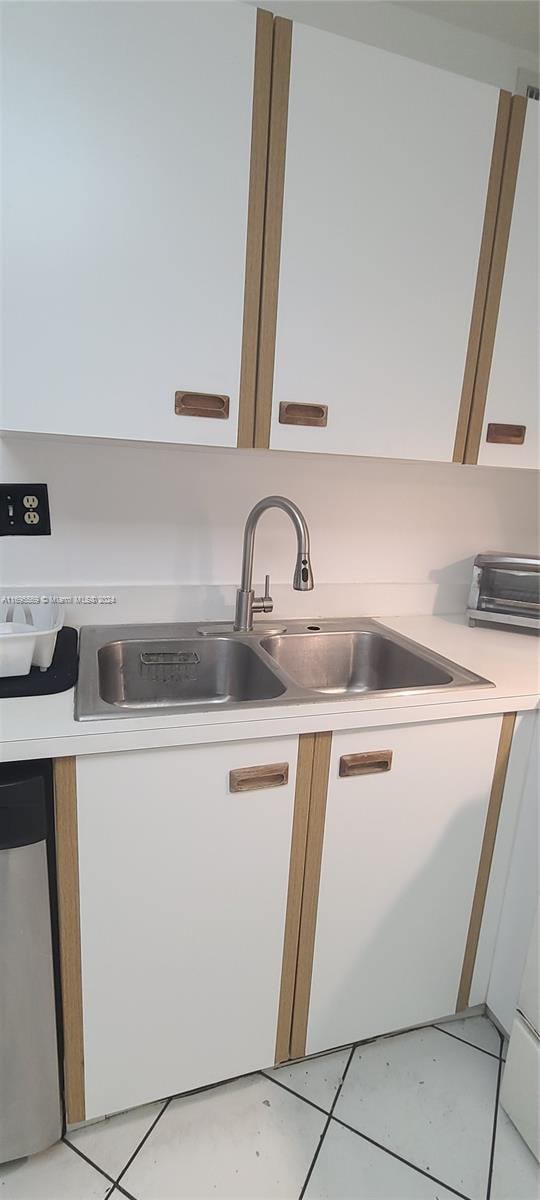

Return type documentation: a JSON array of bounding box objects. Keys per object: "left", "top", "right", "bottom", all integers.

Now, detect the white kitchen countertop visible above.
[{"left": 1, "top": 613, "right": 538, "bottom": 762}]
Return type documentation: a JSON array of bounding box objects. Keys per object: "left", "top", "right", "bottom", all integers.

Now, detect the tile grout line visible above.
[
  {"left": 64, "top": 1017, "right": 499, "bottom": 1200},
  {"left": 260, "top": 1069, "right": 332, "bottom": 1117},
  {"left": 330, "top": 1114, "right": 475, "bottom": 1200},
  {"left": 67, "top": 1065, "right": 255, "bottom": 1193},
  {"left": 264, "top": 1021, "right": 498, "bottom": 1200},
  {"left": 485, "top": 1028, "right": 506, "bottom": 1200},
  {"left": 114, "top": 1097, "right": 172, "bottom": 1188},
  {"left": 65, "top": 1096, "right": 173, "bottom": 1198},
  {"left": 62, "top": 1137, "right": 117, "bottom": 1187},
  {"left": 433, "top": 1024, "right": 501, "bottom": 1060},
  {"left": 66, "top": 1058, "right": 337, "bottom": 1199},
  {"left": 108, "top": 1183, "right": 139, "bottom": 1200},
  {"left": 298, "top": 1044, "right": 356, "bottom": 1200}
]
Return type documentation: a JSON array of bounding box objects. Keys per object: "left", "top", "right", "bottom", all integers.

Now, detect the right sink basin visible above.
[{"left": 260, "top": 629, "right": 454, "bottom": 695}]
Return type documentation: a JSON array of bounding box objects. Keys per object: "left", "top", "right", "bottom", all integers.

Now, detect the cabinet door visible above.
[
  {"left": 76, "top": 738, "right": 297, "bottom": 1120},
  {"left": 305, "top": 716, "right": 502, "bottom": 1055},
  {"left": 477, "top": 101, "right": 539, "bottom": 469},
  {"left": 267, "top": 22, "right": 500, "bottom": 461},
  {"left": 1, "top": 3, "right": 260, "bottom": 446}
]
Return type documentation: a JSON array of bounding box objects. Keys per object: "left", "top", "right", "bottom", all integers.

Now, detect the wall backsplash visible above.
[{"left": 1, "top": 434, "right": 538, "bottom": 620}]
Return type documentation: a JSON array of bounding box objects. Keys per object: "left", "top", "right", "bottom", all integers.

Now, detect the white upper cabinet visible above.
[
  {"left": 478, "top": 101, "right": 539, "bottom": 470},
  {"left": 268, "top": 23, "right": 501, "bottom": 461},
  {"left": 1, "top": 3, "right": 258, "bottom": 446}
]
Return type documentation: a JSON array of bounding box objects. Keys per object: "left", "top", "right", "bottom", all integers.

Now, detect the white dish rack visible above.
[{"left": 0, "top": 603, "right": 64, "bottom": 678}]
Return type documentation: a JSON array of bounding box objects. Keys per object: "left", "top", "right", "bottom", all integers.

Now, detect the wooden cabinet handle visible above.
[
  {"left": 175, "top": 391, "right": 230, "bottom": 419},
  {"left": 339, "top": 751, "right": 393, "bottom": 777},
  {"left": 279, "top": 402, "right": 328, "bottom": 428},
  {"left": 486, "top": 423, "right": 526, "bottom": 445},
  {"left": 229, "top": 763, "right": 289, "bottom": 792}
]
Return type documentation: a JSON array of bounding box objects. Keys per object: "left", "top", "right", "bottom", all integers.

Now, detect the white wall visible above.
[
  {"left": 259, "top": 1, "right": 539, "bottom": 92},
  {"left": 1, "top": 435, "right": 537, "bottom": 621}
]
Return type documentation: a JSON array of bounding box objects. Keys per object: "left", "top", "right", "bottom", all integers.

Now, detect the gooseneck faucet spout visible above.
[{"left": 234, "top": 495, "right": 314, "bottom": 633}]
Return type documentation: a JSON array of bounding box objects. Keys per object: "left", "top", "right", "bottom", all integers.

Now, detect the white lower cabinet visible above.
[
  {"left": 75, "top": 738, "right": 298, "bottom": 1120},
  {"left": 305, "top": 716, "right": 503, "bottom": 1055},
  {"left": 71, "top": 713, "right": 507, "bottom": 1120}
]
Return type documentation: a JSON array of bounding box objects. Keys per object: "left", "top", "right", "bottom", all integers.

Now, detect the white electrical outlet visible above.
[
  {"left": 23, "top": 494, "right": 39, "bottom": 509},
  {"left": 24, "top": 511, "right": 40, "bottom": 525}
]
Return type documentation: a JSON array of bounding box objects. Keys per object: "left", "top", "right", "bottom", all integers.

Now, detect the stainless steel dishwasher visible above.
[{"left": 0, "top": 761, "right": 62, "bottom": 1163}]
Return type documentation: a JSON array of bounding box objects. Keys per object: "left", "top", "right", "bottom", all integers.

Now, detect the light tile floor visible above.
[{"left": 1, "top": 1016, "right": 538, "bottom": 1200}]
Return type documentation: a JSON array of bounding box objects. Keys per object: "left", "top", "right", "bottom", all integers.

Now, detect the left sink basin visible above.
[{"left": 97, "top": 637, "right": 286, "bottom": 709}]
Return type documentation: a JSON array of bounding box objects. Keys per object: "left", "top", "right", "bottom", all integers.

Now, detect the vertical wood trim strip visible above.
[
  {"left": 453, "top": 90, "right": 512, "bottom": 462},
  {"left": 254, "top": 17, "right": 292, "bottom": 449},
  {"left": 463, "top": 96, "right": 527, "bottom": 464},
  {"left": 54, "top": 757, "right": 85, "bottom": 1123},
  {"left": 290, "top": 731, "right": 332, "bottom": 1059},
  {"left": 237, "top": 8, "right": 274, "bottom": 451},
  {"left": 275, "top": 733, "right": 316, "bottom": 1063},
  {"left": 237, "top": 8, "right": 274, "bottom": 448},
  {"left": 456, "top": 713, "right": 516, "bottom": 1012}
]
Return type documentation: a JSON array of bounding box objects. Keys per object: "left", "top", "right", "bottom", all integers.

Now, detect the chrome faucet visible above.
[{"left": 233, "top": 495, "right": 314, "bottom": 632}]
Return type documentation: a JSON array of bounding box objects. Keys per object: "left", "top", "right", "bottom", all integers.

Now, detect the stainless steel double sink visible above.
[{"left": 75, "top": 619, "right": 492, "bottom": 720}]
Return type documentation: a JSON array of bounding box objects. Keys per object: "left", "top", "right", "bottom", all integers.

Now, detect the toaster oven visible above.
[{"left": 467, "top": 554, "right": 540, "bottom": 632}]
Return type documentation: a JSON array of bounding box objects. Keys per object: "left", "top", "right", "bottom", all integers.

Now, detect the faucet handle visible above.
[
  {"left": 254, "top": 574, "right": 274, "bottom": 616},
  {"left": 261, "top": 574, "right": 273, "bottom": 613}
]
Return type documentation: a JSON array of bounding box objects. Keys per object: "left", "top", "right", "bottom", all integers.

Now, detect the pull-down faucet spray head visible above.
[{"left": 293, "top": 551, "right": 314, "bottom": 592}]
